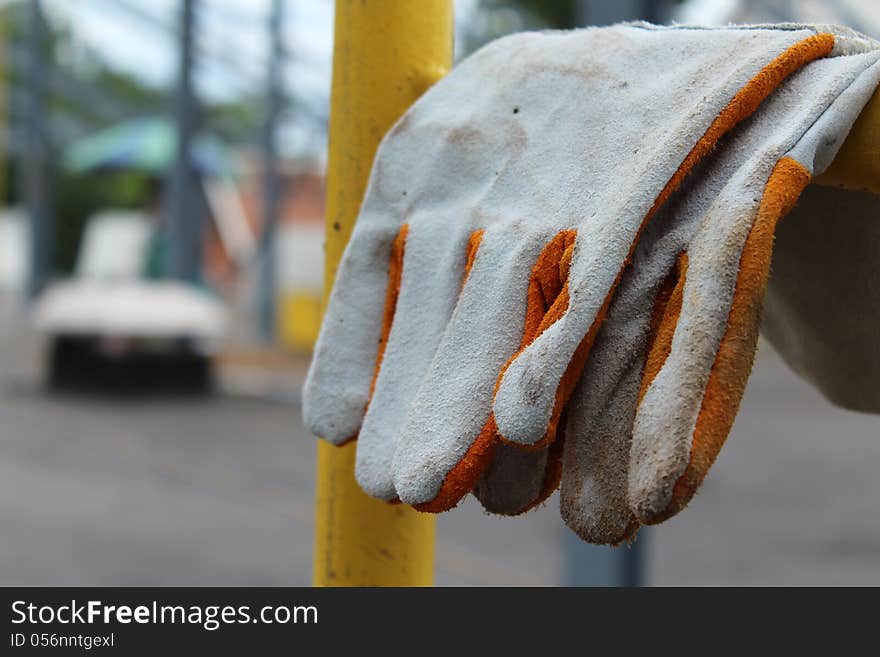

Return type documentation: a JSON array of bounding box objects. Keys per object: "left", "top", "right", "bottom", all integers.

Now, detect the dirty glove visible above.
[
  {"left": 554, "top": 43, "right": 880, "bottom": 544},
  {"left": 303, "top": 24, "right": 880, "bottom": 522}
]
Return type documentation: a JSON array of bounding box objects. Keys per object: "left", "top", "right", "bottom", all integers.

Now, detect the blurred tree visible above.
[
  {"left": 0, "top": 2, "right": 158, "bottom": 273},
  {"left": 0, "top": 0, "right": 265, "bottom": 275}
]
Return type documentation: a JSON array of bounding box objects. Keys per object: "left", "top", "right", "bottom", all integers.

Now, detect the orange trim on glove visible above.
[
  {"left": 643, "top": 156, "right": 812, "bottom": 523},
  {"left": 370, "top": 224, "right": 410, "bottom": 402},
  {"left": 640, "top": 252, "right": 689, "bottom": 404}
]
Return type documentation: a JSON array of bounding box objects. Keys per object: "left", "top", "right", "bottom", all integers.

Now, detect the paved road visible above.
[{"left": 1, "top": 294, "right": 878, "bottom": 585}]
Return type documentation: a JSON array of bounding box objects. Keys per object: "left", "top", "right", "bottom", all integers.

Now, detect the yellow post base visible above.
[
  {"left": 313, "top": 0, "right": 453, "bottom": 587},
  {"left": 314, "top": 441, "right": 436, "bottom": 586}
]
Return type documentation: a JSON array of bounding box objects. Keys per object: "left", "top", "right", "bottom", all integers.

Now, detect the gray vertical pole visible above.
[
  {"left": 25, "top": 0, "right": 50, "bottom": 300},
  {"left": 168, "top": 0, "right": 200, "bottom": 282},
  {"left": 259, "top": 0, "right": 284, "bottom": 341},
  {"left": 564, "top": 529, "right": 647, "bottom": 586}
]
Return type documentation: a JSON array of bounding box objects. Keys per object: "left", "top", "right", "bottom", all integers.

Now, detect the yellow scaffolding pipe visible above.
[
  {"left": 816, "top": 88, "right": 880, "bottom": 195},
  {"left": 313, "top": 0, "right": 453, "bottom": 587}
]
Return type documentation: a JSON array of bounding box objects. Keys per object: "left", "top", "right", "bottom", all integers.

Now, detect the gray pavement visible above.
[{"left": 0, "top": 292, "right": 878, "bottom": 586}]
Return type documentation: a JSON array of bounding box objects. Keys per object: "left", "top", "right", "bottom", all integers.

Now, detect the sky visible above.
[
  {"left": 37, "top": 0, "right": 337, "bottom": 158},
  {"left": 47, "top": 0, "right": 334, "bottom": 102},
  {"left": 30, "top": 1, "right": 880, "bottom": 101},
  {"left": 35, "top": 0, "right": 485, "bottom": 158},
  {"left": 30, "top": 0, "right": 880, "bottom": 159}
]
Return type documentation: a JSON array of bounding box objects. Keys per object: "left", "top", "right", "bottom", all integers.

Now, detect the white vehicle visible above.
[{"left": 31, "top": 211, "right": 227, "bottom": 391}]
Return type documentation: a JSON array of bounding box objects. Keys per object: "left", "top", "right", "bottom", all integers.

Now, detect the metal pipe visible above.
[
  {"left": 258, "top": 0, "right": 284, "bottom": 341},
  {"left": 313, "top": 0, "right": 453, "bottom": 587},
  {"left": 167, "top": 0, "right": 200, "bottom": 282},
  {"left": 24, "top": 0, "right": 51, "bottom": 300},
  {"left": 564, "top": 529, "right": 647, "bottom": 587}
]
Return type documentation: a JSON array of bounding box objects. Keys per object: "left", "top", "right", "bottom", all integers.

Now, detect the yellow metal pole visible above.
[
  {"left": 815, "top": 87, "right": 880, "bottom": 195},
  {"left": 313, "top": 0, "right": 453, "bottom": 587}
]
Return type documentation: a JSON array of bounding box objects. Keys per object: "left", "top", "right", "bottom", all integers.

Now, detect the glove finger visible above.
[
  {"left": 391, "top": 224, "right": 563, "bottom": 511},
  {"left": 560, "top": 358, "right": 642, "bottom": 546},
  {"left": 472, "top": 230, "right": 577, "bottom": 514},
  {"left": 555, "top": 226, "right": 684, "bottom": 543},
  {"left": 473, "top": 437, "right": 565, "bottom": 515},
  {"left": 302, "top": 210, "right": 404, "bottom": 444},
  {"left": 354, "top": 222, "right": 478, "bottom": 500},
  {"left": 630, "top": 157, "right": 811, "bottom": 524}
]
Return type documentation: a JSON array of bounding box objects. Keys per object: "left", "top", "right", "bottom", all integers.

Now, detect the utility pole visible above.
[
  {"left": 167, "top": 0, "right": 200, "bottom": 282},
  {"left": 25, "top": 0, "right": 51, "bottom": 299},
  {"left": 259, "top": 0, "right": 285, "bottom": 341}
]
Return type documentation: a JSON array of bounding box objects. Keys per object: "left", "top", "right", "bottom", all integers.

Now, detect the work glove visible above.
[
  {"left": 303, "top": 23, "right": 880, "bottom": 534},
  {"left": 762, "top": 185, "right": 880, "bottom": 412},
  {"left": 553, "top": 49, "right": 880, "bottom": 544}
]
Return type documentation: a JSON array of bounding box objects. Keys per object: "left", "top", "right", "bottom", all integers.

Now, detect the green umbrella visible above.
[{"left": 64, "top": 116, "right": 229, "bottom": 177}]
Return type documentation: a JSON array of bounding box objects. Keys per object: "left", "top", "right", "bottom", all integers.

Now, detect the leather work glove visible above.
[
  {"left": 303, "top": 23, "right": 880, "bottom": 537},
  {"left": 550, "top": 49, "right": 880, "bottom": 544}
]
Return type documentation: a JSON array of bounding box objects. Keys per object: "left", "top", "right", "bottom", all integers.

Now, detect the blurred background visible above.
[{"left": 0, "top": 0, "right": 878, "bottom": 586}]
